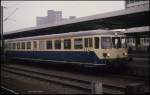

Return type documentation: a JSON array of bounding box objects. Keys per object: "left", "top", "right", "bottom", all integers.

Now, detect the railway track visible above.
[
  {"left": 1, "top": 64, "right": 130, "bottom": 94},
  {"left": 127, "top": 53, "right": 149, "bottom": 77},
  {"left": 2, "top": 66, "right": 91, "bottom": 94},
  {"left": 128, "top": 53, "right": 149, "bottom": 58},
  {"left": 1, "top": 86, "right": 19, "bottom": 95}
]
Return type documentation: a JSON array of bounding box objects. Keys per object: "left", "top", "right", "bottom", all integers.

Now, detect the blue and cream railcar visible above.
[{"left": 5, "top": 29, "right": 128, "bottom": 66}]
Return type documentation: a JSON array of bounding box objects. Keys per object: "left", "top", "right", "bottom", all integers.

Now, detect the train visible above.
[{"left": 4, "top": 29, "right": 128, "bottom": 67}]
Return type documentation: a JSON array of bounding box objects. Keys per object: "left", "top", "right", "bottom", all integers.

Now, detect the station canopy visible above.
[{"left": 4, "top": 4, "right": 149, "bottom": 39}]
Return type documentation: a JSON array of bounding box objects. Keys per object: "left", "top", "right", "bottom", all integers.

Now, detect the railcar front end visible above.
[{"left": 93, "top": 35, "right": 128, "bottom": 68}]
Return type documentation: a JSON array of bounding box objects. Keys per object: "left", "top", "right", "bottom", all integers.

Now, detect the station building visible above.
[{"left": 36, "top": 10, "right": 76, "bottom": 27}]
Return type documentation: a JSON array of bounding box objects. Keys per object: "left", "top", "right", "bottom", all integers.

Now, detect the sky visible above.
[{"left": 2, "top": 1, "right": 125, "bottom": 33}]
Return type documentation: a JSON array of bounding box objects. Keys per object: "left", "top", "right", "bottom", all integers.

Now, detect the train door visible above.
[
  {"left": 33, "top": 41, "right": 38, "bottom": 51},
  {"left": 32, "top": 40, "right": 38, "bottom": 58},
  {"left": 84, "top": 37, "right": 93, "bottom": 52}
]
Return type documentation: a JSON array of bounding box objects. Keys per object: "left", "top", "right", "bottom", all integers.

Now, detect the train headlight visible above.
[
  {"left": 123, "top": 52, "right": 127, "bottom": 56},
  {"left": 107, "top": 53, "right": 110, "bottom": 57},
  {"left": 103, "top": 53, "right": 110, "bottom": 57}
]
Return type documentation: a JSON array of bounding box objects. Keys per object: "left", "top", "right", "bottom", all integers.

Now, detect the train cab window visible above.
[
  {"left": 27, "top": 42, "right": 31, "bottom": 49},
  {"left": 121, "top": 38, "right": 127, "bottom": 48},
  {"left": 112, "top": 37, "right": 121, "bottom": 48},
  {"left": 101, "top": 37, "right": 112, "bottom": 49},
  {"left": 74, "top": 38, "right": 83, "bottom": 49},
  {"left": 55, "top": 40, "right": 61, "bottom": 49},
  {"left": 17, "top": 42, "right": 20, "bottom": 49},
  {"left": 39, "top": 40, "right": 45, "bottom": 49},
  {"left": 46, "top": 40, "right": 52, "bottom": 49},
  {"left": 94, "top": 37, "right": 99, "bottom": 49},
  {"left": 21, "top": 42, "right": 25, "bottom": 49},
  {"left": 12, "top": 43, "right": 16, "bottom": 50},
  {"left": 64, "top": 39, "right": 71, "bottom": 49}
]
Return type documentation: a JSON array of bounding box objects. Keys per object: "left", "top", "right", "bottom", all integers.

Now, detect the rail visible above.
[
  {"left": 1, "top": 64, "right": 147, "bottom": 94},
  {"left": 1, "top": 86, "right": 19, "bottom": 95}
]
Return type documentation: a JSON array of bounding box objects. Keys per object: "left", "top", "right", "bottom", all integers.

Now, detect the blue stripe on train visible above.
[{"left": 6, "top": 51, "right": 103, "bottom": 64}]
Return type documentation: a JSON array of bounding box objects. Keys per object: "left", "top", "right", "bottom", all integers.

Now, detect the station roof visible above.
[
  {"left": 4, "top": 4, "right": 149, "bottom": 39},
  {"left": 124, "top": 26, "right": 149, "bottom": 37}
]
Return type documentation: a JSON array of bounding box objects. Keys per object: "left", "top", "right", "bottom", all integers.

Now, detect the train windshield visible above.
[
  {"left": 121, "top": 37, "right": 127, "bottom": 48},
  {"left": 101, "top": 37, "right": 112, "bottom": 49},
  {"left": 112, "top": 37, "right": 121, "bottom": 48}
]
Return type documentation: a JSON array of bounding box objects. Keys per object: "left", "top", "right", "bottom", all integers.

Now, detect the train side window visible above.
[
  {"left": 27, "top": 42, "right": 31, "bottom": 49},
  {"left": 147, "top": 38, "right": 150, "bottom": 43},
  {"left": 46, "top": 40, "right": 52, "bottom": 49},
  {"left": 5, "top": 43, "right": 7, "bottom": 49},
  {"left": 132, "top": 39, "right": 135, "bottom": 43},
  {"left": 13, "top": 43, "right": 16, "bottom": 50},
  {"left": 84, "top": 38, "right": 88, "bottom": 48},
  {"left": 94, "top": 37, "right": 99, "bottom": 49},
  {"left": 74, "top": 38, "right": 83, "bottom": 49},
  {"left": 39, "top": 40, "right": 45, "bottom": 49},
  {"left": 33, "top": 41, "right": 37, "bottom": 49},
  {"left": 144, "top": 38, "right": 146, "bottom": 43},
  {"left": 21, "top": 42, "right": 25, "bottom": 49},
  {"left": 64, "top": 39, "right": 71, "bottom": 49},
  {"left": 8, "top": 43, "right": 11, "bottom": 49},
  {"left": 7, "top": 43, "right": 9, "bottom": 49},
  {"left": 89, "top": 38, "right": 93, "bottom": 47},
  {"left": 55, "top": 40, "right": 61, "bottom": 49},
  {"left": 17, "top": 42, "right": 20, "bottom": 49}
]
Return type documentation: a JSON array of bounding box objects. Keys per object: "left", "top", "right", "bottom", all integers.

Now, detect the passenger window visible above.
[
  {"left": 13, "top": 43, "right": 16, "bottom": 50},
  {"left": 132, "top": 39, "right": 135, "bottom": 43},
  {"left": 84, "top": 38, "right": 88, "bottom": 48},
  {"left": 74, "top": 38, "right": 83, "bottom": 49},
  {"left": 94, "top": 37, "right": 99, "bottom": 49},
  {"left": 147, "top": 38, "right": 150, "bottom": 43},
  {"left": 17, "top": 42, "right": 20, "bottom": 49},
  {"left": 33, "top": 41, "right": 37, "bottom": 49},
  {"left": 46, "top": 40, "right": 52, "bottom": 49},
  {"left": 5, "top": 43, "right": 7, "bottom": 49},
  {"left": 8, "top": 43, "right": 11, "bottom": 49},
  {"left": 27, "top": 42, "right": 31, "bottom": 49},
  {"left": 39, "top": 40, "right": 45, "bottom": 49},
  {"left": 64, "top": 39, "right": 71, "bottom": 49},
  {"left": 21, "top": 42, "right": 25, "bottom": 49},
  {"left": 55, "top": 40, "right": 61, "bottom": 49},
  {"left": 89, "top": 38, "right": 93, "bottom": 47}
]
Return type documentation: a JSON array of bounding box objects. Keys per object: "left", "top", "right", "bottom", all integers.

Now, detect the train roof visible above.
[{"left": 6, "top": 29, "right": 125, "bottom": 41}]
